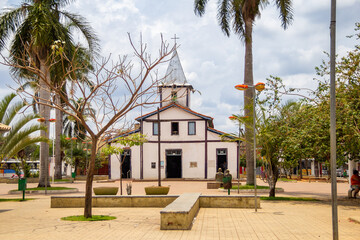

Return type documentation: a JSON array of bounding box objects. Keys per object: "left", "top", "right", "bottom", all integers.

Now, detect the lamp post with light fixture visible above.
[
  {"left": 228, "top": 115, "right": 248, "bottom": 194},
  {"left": 65, "top": 136, "right": 77, "bottom": 179},
  {"left": 234, "top": 82, "right": 265, "bottom": 212}
]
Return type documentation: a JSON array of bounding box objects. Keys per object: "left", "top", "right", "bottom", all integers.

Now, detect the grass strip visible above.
[
  {"left": 231, "top": 185, "right": 270, "bottom": 190},
  {"left": 277, "top": 178, "right": 297, "bottom": 182},
  {"left": 0, "top": 198, "right": 35, "bottom": 202},
  {"left": 260, "top": 196, "right": 319, "bottom": 201},
  {"left": 54, "top": 179, "right": 73, "bottom": 182},
  {"left": 61, "top": 215, "right": 116, "bottom": 221},
  {"left": 25, "top": 187, "right": 75, "bottom": 191}
]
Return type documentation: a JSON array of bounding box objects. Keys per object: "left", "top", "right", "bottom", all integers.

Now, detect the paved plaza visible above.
[{"left": 0, "top": 180, "right": 360, "bottom": 240}]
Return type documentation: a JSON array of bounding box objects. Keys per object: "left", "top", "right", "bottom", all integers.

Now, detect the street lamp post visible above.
[
  {"left": 229, "top": 115, "right": 247, "bottom": 194},
  {"left": 66, "top": 136, "right": 77, "bottom": 179},
  {"left": 49, "top": 118, "right": 56, "bottom": 185},
  {"left": 235, "top": 82, "right": 265, "bottom": 212}
]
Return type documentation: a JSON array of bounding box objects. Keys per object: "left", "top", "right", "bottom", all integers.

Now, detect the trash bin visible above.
[
  {"left": 18, "top": 178, "right": 27, "bottom": 191},
  {"left": 71, "top": 172, "right": 76, "bottom": 178}
]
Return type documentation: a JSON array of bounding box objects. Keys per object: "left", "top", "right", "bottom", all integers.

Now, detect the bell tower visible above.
[{"left": 158, "top": 43, "right": 193, "bottom": 108}]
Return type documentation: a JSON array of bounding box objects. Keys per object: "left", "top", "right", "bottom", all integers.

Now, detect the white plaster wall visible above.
[
  {"left": 142, "top": 142, "right": 166, "bottom": 179},
  {"left": 143, "top": 109, "right": 206, "bottom": 142},
  {"left": 131, "top": 145, "right": 140, "bottom": 179},
  {"left": 110, "top": 143, "right": 140, "bottom": 180},
  {"left": 207, "top": 135, "right": 238, "bottom": 179},
  {"left": 110, "top": 153, "right": 120, "bottom": 179}
]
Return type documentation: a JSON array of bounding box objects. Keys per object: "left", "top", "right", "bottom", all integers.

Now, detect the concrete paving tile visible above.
[{"left": 1, "top": 180, "right": 360, "bottom": 240}]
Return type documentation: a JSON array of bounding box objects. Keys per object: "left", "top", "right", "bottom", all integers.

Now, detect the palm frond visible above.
[
  {"left": 1, "top": 101, "right": 26, "bottom": 126},
  {"left": 59, "top": 11, "right": 100, "bottom": 55},
  {"left": 3, "top": 113, "right": 44, "bottom": 142},
  {"left": 1, "top": 124, "right": 47, "bottom": 156},
  {"left": 0, "top": 93, "right": 17, "bottom": 123},
  {"left": 0, "top": 6, "right": 29, "bottom": 50},
  {"left": 194, "top": 0, "right": 209, "bottom": 16},
  {"left": 6, "top": 136, "right": 48, "bottom": 159},
  {"left": 217, "top": 0, "right": 231, "bottom": 37},
  {"left": 275, "top": 0, "right": 293, "bottom": 29},
  {"left": 231, "top": 0, "right": 245, "bottom": 40}
]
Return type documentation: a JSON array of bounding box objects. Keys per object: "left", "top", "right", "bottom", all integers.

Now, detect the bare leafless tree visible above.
[{"left": 1, "top": 34, "right": 175, "bottom": 218}]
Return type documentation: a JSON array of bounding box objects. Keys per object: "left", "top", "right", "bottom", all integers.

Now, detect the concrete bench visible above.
[{"left": 160, "top": 193, "right": 201, "bottom": 230}]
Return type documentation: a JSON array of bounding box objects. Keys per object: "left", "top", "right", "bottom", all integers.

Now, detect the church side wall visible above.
[
  {"left": 140, "top": 142, "right": 206, "bottom": 179},
  {"left": 207, "top": 141, "right": 238, "bottom": 180}
]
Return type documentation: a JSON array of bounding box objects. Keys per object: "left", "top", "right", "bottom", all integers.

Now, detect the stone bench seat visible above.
[{"left": 160, "top": 193, "right": 201, "bottom": 230}]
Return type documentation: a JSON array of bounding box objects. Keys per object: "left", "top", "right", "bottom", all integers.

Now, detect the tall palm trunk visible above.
[
  {"left": 84, "top": 137, "right": 98, "bottom": 218},
  {"left": 54, "top": 95, "right": 63, "bottom": 179},
  {"left": 38, "top": 61, "right": 51, "bottom": 187},
  {"left": 244, "top": 19, "right": 255, "bottom": 185}
]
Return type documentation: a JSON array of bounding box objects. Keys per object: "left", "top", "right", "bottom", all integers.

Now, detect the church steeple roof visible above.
[{"left": 163, "top": 50, "right": 189, "bottom": 85}]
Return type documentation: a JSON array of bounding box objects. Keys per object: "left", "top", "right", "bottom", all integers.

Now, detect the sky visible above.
[{"left": 0, "top": 0, "right": 359, "bottom": 134}]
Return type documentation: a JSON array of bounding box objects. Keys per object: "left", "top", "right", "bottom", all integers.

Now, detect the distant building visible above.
[{"left": 109, "top": 50, "right": 239, "bottom": 180}]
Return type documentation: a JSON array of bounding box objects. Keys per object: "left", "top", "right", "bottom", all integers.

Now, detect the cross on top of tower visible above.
[{"left": 171, "top": 34, "right": 179, "bottom": 46}]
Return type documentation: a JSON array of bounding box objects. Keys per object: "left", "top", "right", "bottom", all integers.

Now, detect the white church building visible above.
[{"left": 109, "top": 50, "right": 239, "bottom": 180}]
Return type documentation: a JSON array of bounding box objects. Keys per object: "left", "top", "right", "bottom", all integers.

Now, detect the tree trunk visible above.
[
  {"left": 244, "top": 19, "right": 254, "bottom": 185},
  {"left": 299, "top": 159, "right": 303, "bottom": 179},
  {"left": 84, "top": 138, "right": 97, "bottom": 218},
  {"left": 268, "top": 164, "right": 279, "bottom": 197},
  {"left": 38, "top": 62, "right": 51, "bottom": 188},
  {"left": 54, "top": 95, "right": 63, "bottom": 179}
]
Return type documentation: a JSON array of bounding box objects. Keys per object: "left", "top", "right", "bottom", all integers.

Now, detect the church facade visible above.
[{"left": 109, "top": 50, "right": 239, "bottom": 180}]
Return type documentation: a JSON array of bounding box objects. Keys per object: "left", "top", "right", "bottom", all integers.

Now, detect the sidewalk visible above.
[{"left": 0, "top": 180, "right": 359, "bottom": 240}]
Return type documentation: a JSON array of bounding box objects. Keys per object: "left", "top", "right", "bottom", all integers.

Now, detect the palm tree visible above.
[
  {"left": 194, "top": 0, "right": 293, "bottom": 185},
  {"left": 16, "top": 45, "right": 94, "bottom": 179},
  {"left": 0, "top": 0, "right": 98, "bottom": 186},
  {"left": 0, "top": 93, "right": 47, "bottom": 161}
]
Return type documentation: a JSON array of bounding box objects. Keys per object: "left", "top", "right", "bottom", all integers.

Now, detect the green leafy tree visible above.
[
  {"left": 102, "top": 133, "right": 147, "bottom": 195},
  {"left": 194, "top": 0, "right": 293, "bottom": 185}
]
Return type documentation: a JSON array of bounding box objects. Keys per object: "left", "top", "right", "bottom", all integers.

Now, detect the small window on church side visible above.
[
  {"left": 151, "top": 162, "right": 156, "bottom": 169},
  {"left": 153, "top": 122, "right": 158, "bottom": 135},
  {"left": 171, "top": 122, "right": 179, "bottom": 135},
  {"left": 188, "top": 122, "right": 196, "bottom": 135}
]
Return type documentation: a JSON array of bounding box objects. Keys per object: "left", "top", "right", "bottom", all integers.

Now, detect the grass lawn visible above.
[
  {"left": 260, "top": 196, "right": 319, "bottom": 201},
  {"left": 277, "top": 178, "right": 297, "bottom": 182},
  {"left": 225, "top": 185, "right": 272, "bottom": 190},
  {"left": 25, "top": 187, "right": 76, "bottom": 191},
  {"left": 54, "top": 179, "right": 73, "bottom": 182},
  {"left": 0, "top": 198, "right": 35, "bottom": 202},
  {"left": 10, "top": 187, "right": 76, "bottom": 192},
  {"left": 61, "top": 215, "right": 116, "bottom": 221}
]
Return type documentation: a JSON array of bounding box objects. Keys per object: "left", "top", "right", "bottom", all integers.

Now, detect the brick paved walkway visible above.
[{"left": 0, "top": 180, "right": 359, "bottom": 240}]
